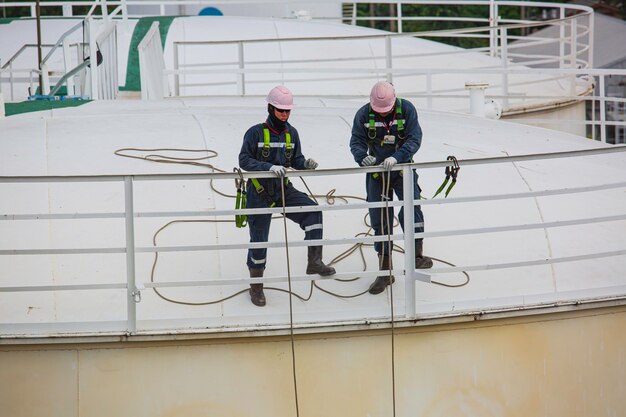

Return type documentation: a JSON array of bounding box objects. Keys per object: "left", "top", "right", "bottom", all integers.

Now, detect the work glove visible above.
[
  {"left": 304, "top": 158, "right": 318, "bottom": 169},
  {"left": 383, "top": 157, "right": 397, "bottom": 171},
  {"left": 361, "top": 155, "right": 377, "bottom": 166},
  {"left": 270, "top": 165, "right": 287, "bottom": 177}
]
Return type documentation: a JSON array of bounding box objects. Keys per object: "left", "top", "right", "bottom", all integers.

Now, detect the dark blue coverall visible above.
[
  {"left": 349, "top": 98, "right": 425, "bottom": 255},
  {"left": 239, "top": 118, "right": 323, "bottom": 270}
]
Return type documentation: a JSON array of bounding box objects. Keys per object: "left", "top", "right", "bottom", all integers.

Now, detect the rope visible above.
[
  {"left": 149, "top": 220, "right": 314, "bottom": 306},
  {"left": 280, "top": 175, "right": 301, "bottom": 417},
  {"left": 381, "top": 170, "right": 397, "bottom": 417},
  {"left": 114, "top": 148, "right": 470, "bottom": 306}
]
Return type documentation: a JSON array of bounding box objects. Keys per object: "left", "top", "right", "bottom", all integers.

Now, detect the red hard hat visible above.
[
  {"left": 370, "top": 81, "right": 396, "bottom": 113},
  {"left": 266, "top": 85, "right": 294, "bottom": 110}
]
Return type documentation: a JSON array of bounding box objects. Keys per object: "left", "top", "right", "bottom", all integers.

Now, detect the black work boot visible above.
[
  {"left": 306, "top": 246, "right": 336, "bottom": 276},
  {"left": 249, "top": 268, "right": 266, "bottom": 307},
  {"left": 369, "top": 254, "right": 395, "bottom": 295},
  {"left": 415, "top": 240, "right": 434, "bottom": 269}
]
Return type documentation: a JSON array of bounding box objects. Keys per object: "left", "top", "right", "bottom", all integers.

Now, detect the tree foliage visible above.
[{"left": 355, "top": 1, "right": 624, "bottom": 49}]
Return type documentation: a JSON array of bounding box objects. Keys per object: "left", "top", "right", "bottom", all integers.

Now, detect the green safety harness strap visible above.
[
  {"left": 433, "top": 156, "right": 460, "bottom": 198},
  {"left": 234, "top": 168, "right": 248, "bottom": 228},
  {"left": 250, "top": 177, "right": 277, "bottom": 208},
  {"left": 261, "top": 125, "right": 292, "bottom": 161},
  {"left": 236, "top": 125, "right": 293, "bottom": 228},
  {"left": 253, "top": 125, "right": 291, "bottom": 207},
  {"left": 368, "top": 99, "right": 407, "bottom": 180}
]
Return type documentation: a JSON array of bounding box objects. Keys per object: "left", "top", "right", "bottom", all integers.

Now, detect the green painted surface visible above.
[
  {"left": 0, "top": 17, "right": 26, "bottom": 24},
  {"left": 4, "top": 99, "right": 91, "bottom": 116},
  {"left": 120, "top": 16, "right": 176, "bottom": 92}
]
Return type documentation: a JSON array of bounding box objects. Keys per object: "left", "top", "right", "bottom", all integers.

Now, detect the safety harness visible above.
[
  {"left": 236, "top": 124, "right": 292, "bottom": 224},
  {"left": 368, "top": 99, "right": 407, "bottom": 180},
  {"left": 259, "top": 124, "right": 292, "bottom": 165},
  {"left": 367, "top": 98, "right": 405, "bottom": 142}
]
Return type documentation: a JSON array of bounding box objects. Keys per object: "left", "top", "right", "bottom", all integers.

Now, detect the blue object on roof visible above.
[
  {"left": 199, "top": 7, "right": 223, "bottom": 16},
  {"left": 28, "top": 95, "right": 89, "bottom": 101}
]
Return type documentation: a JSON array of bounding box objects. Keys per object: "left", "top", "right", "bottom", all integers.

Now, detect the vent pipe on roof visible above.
[
  {"left": 465, "top": 81, "right": 489, "bottom": 117},
  {"left": 465, "top": 81, "right": 501, "bottom": 119}
]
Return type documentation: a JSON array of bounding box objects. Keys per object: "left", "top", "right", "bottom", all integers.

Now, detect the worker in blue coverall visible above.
[
  {"left": 350, "top": 81, "right": 433, "bottom": 295},
  {"left": 239, "top": 85, "right": 336, "bottom": 307}
]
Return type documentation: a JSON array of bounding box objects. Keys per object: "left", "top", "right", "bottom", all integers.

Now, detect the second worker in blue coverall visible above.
[
  {"left": 350, "top": 81, "right": 433, "bottom": 295},
  {"left": 239, "top": 85, "right": 336, "bottom": 307}
]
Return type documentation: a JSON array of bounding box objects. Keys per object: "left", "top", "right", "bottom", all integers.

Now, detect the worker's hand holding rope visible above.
[{"left": 382, "top": 157, "right": 397, "bottom": 171}]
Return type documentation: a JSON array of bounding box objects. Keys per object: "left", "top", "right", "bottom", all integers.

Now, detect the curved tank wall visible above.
[{"left": 1, "top": 305, "right": 625, "bottom": 417}]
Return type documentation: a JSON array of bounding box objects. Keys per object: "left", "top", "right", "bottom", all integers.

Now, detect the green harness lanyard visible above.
[
  {"left": 234, "top": 168, "right": 248, "bottom": 228},
  {"left": 433, "top": 156, "right": 460, "bottom": 198}
]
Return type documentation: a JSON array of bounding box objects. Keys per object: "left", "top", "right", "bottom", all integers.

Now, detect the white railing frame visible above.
[
  {"left": 1, "top": 146, "right": 626, "bottom": 334},
  {"left": 2, "top": 1, "right": 594, "bottom": 105},
  {"left": 170, "top": 11, "right": 592, "bottom": 97},
  {"left": 167, "top": 61, "right": 625, "bottom": 143}
]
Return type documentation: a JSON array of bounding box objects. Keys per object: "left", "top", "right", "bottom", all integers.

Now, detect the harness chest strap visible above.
[
  {"left": 368, "top": 98, "right": 404, "bottom": 141},
  {"left": 252, "top": 125, "right": 292, "bottom": 207},
  {"left": 368, "top": 99, "right": 409, "bottom": 179},
  {"left": 261, "top": 126, "right": 292, "bottom": 158}
]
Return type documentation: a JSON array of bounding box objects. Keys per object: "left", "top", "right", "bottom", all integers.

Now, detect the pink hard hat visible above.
[
  {"left": 266, "top": 85, "right": 294, "bottom": 110},
  {"left": 370, "top": 81, "right": 396, "bottom": 113}
]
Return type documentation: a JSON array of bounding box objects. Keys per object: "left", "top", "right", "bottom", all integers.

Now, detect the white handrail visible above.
[{"left": 2, "top": 146, "right": 626, "bottom": 332}]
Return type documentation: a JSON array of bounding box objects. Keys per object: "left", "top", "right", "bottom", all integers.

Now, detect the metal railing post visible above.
[
  {"left": 88, "top": 17, "right": 99, "bottom": 99},
  {"left": 591, "top": 77, "right": 596, "bottom": 141},
  {"left": 124, "top": 176, "right": 137, "bottom": 334},
  {"left": 600, "top": 75, "right": 607, "bottom": 143},
  {"left": 559, "top": 7, "right": 565, "bottom": 68},
  {"left": 174, "top": 42, "right": 180, "bottom": 96},
  {"left": 41, "top": 63, "right": 49, "bottom": 95},
  {"left": 9, "top": 61, "right": 15, "bottom": 101},
  {"left": 570, "top": 18, "right": 577, "bottom": 97},
  {"left": 500, "top": 27, "right": 509, "bottom": 108},
  {"left": 489, "top": 0, "right": 497, "bottom": 57},
  {"left": 62, "top": 38, "right": 74, "bottom": 95},
  {"left": 237, "top": 41, "right": 245, "bottom": 96},
  {"left": 62, "top": 3, "right": 72, "bottom": 17},
  {"left": 588, "top": 12, "right": 594, "bottom": 69},
  {"left": 397, "top": 1, "right": 403, "bottom": 33},
  {"left": 426, "top": 71, "right": 432, "bottom": 110},
  {"left": 100, "top": 0, "right": 109, "bottom": 23},
  {"left": 0, "top": 63, "right": 4, "bottom": 118},
  {"left": 385, "top": 35, "right": 393, "bottom": 84},
  {"left": 402, "top": 165, "right": 416, "bottom": 319}
]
